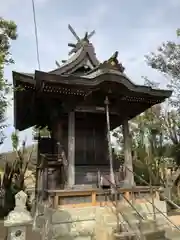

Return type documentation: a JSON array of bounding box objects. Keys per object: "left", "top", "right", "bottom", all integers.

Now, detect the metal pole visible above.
[{"left": 104, "top": 96, "right": 115, "bottom": 188}]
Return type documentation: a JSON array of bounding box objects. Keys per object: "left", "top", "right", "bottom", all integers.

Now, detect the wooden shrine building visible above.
[{"left": 13, "top": 25, "right": 172, "bottom": 205}]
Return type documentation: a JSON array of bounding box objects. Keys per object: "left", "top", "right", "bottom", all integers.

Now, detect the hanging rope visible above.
[{"left": 31, "top": 0, "right": 41, "bottom": 70}]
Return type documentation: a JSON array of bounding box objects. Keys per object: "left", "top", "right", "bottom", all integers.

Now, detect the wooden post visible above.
[
  {"left": 92, "top": 191, "right": 96, "bottom": 206},
  {"left": 42, "top": 161, "right": 48, "bottom": 200},
  {"left": 122, "top": 119, "right": 134, "bottom": 186},
  {"left": 54, "top": 195, "right": 59, "bottom": 208},
  {"left": 104, "top": 96, "right": 115, "bottom": 187},
  {"left": 34, "top": 132, "right": 41, "bottom": 208},
  {"left": 124, "top": 191, "right": 130, "bottom": 201},
  {"left": 155, "top": 191, "right": 160, "bottom": 200},
  {"left": 67, "top": 111, "right": 75, "bottom": 187}
]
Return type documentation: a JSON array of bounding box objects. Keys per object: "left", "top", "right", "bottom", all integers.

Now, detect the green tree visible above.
[
  {"left": 33, "top": 125, "right": 51, "bottom": 139},
  {"left": 0, "top": 131, "right": 33, "bottom": 218},
  {"left": 0, "top": 17, "right": 17, "bottom": 144},
  {"left": 113, "top": 79, "right": 174, "bottom": 185},
  {"left": 145, "top": 30, "right": 180, "bottom": 166},
  {"left": 132, "top": 105, "right": 170, "bottom": 186},
  {"left": 145, "top": 32, "right": 180, "bottom": 109}
]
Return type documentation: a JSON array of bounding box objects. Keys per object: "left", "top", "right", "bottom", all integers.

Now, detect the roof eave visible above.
[
  {"left": 13, "top": 71, "right": 35, "bottom": 85},
  {"left": 34, "top": 70, "right": 173, "bottom": 99}
]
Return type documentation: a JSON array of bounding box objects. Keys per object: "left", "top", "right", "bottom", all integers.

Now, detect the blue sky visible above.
[{"left": 0, "top": 0, "right": 180, "bottom": 153}]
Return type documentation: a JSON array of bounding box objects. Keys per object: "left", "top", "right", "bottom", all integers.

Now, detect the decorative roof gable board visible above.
[{"left": 49, "top": 44, "right": 99, "bottom": 76}]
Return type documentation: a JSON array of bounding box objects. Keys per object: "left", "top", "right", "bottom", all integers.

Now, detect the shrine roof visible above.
[
  {"left": 49, "top": 43, "right": 99, "bottom": 75},
  {"left": 12, "top": 25, "right": 172, "bottom": 131},
  {"left": 13, "top": 24, "right": 172, "bottom": 99},
  {"left": 13, "top": 68, "right": 172, "bottom": 99}
]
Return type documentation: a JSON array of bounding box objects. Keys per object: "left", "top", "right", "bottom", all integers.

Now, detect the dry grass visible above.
[{"left": 0, "top": 145, "right": 37, "bottom": 170}]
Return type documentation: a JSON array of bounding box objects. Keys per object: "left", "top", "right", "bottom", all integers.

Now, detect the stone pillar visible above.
[
  {"left": 4, "top": 191, "right": 32, "bottom": 240},
  {"left": 67, "top": 111, "right": 75, "bottom": 187},
  {"left": 122, "top": 119, "right": 134, "bottom": 187}
]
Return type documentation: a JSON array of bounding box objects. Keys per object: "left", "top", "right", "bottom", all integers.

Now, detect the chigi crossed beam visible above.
[
  {"left": 55, "top": 25, "right": 95, "bottom": 67},
  {"left": 68, "top": 24, "right": 95, "bottom": 55}
]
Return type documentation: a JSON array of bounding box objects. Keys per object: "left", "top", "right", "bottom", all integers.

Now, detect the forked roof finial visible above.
[{"left": 68, "top": 24, "right": 95, "bottom": 55}]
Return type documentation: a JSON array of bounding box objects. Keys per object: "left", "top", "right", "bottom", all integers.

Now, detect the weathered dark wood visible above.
[
  {"left": 42, "top": 165, "right": 48, "bottom": 199},
  {"left": 67, "top": 111, "right": 75, "bottom": 187},
  {"left": 45, "top": 186, "right": 161, "bottom": 207},
  {"left": 13, "top": 69, "right": 171, "bottom": 131},
  {"left": 75, "top": 167, "right": 122, "bottom": 186},
  {"left": 12, "top": 27, "right": 172, "bottom": 201},
  {"left": 75, "top": 105, "right": 120, "bottom": 115},
  {"left": 75, "top": 113, "right": 108, "bottom": 166},
  {"left": 105, "top": 96, "right": 115, "bottom": 186}
]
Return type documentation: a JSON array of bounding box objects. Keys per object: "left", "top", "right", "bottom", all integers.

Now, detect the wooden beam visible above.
[
  {"left": 75, "top": 105, "right": 120, "bottom": 115},
  {"left": 46, "top": 186, "right": 160, "bottom": 195}
]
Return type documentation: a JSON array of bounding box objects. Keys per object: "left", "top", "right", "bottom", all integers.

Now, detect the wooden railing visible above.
[{"left": 46, "top": 186, "right": 161, "bottom": 208}]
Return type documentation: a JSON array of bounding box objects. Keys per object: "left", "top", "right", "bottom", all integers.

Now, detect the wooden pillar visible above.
[
  {"left": 122, "top": 119, "right": 134, "bottom": 186},
  {"left": 67, "top": 111, "right": 75, "bottom": 187},
  {"left": 42, "top": 159, "right": 48, "bottom": 200},
  {"left": 50, "top": 122, "right": 63, "bottom": 189},
  {"left": 34, "top": 132, "right": 40, "bottom": 207},
  {"left": 104, "top": 96, "right": 115, "bottom": 186}
]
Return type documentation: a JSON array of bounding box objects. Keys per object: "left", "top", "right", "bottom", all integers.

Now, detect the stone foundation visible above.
[{"left": 32, "top": 200, "right": 179, "bottom": 240}]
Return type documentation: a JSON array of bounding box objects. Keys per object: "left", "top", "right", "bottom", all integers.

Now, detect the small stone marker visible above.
[{"left": 4, "top": 190, "right": 32, "bottom": 240}]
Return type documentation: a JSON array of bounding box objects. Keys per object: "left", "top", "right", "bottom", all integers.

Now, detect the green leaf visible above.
[
  {"left": 0, "top": 17, "right": 17, "bottom": 144},
  {"left": 176, "top": 28, "right": 180, "bottom": 37}
]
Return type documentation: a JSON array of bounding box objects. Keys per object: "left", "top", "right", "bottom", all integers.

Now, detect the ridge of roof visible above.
[{"left": 49, "top": 43, "right": 99, "bottom": 75}]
